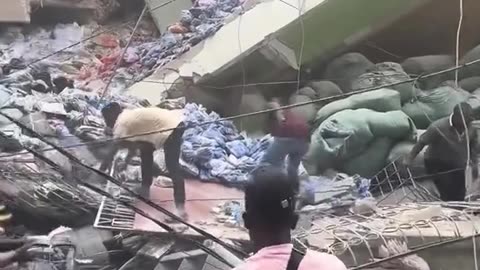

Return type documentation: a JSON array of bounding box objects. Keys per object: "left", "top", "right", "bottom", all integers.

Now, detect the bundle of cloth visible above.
[
  {"left": 305, "top": 108, "right": 416, "bottom": 178},
  {"left": 180, "top": 103, "right": 274, "bottom": 184}
]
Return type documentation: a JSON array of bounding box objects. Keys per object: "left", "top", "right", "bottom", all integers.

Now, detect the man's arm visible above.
[
  {"left": 268, "top": 101, "right": 285, "bottom": 123},
  {"left": 405, "top": 142, "right": 426, "bottom": 165},
  {"left": 99, "top": 142, "right": 120, "bottom": 173},
  {"left": 405, "top": 127, "right": 436, "bottom": 165},
  {"left": 470, "top": 129, "right": 479, "bottom": 178}
]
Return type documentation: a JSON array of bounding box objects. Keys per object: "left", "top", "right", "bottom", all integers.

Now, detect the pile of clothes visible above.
[
  {"left": 0, "top": 0, "right": 256, "bottom": 96},
  {"left": 181, "top": 103, "right": 272, "bottom": 184},
  {"left": 139, "top": 0, "right": 250, "bottom": 70}
]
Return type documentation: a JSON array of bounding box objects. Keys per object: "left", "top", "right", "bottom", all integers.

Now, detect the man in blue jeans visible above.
[{"left": 260, "top": 97, "right": 310, "bottom": 192}]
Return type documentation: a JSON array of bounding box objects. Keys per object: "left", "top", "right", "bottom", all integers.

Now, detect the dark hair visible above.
[
  {"left": 454, "top": 102, "right": 473, "bottom": 117},
  {"left": 452, "top": 102, "right": 474, "bottom": 126},
  {"left": 244, "top": 165, "right": 296, "bottom": 228},
  {"left": 101, "top": 102, "right": 123, "bottom": 128}
]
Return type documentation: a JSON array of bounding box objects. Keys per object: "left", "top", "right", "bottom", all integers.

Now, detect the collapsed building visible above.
[{"left": 1, "top": 0, "right": 480, "bottom": 269}]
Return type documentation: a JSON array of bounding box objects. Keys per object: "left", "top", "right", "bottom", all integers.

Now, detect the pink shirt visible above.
[{"left": 233, "top": 244, "right": 347, "bottom": 270}]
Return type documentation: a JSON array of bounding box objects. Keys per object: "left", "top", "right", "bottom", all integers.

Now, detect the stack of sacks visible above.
[
  {"left": 297, "top": 49, "right": 480, "bottom": 179},
  {"left": 304, "top": 109, "right": 416, "bottom": 178},
  {"left": 313, "top": 88, "right": 402, "bottom": 126}
]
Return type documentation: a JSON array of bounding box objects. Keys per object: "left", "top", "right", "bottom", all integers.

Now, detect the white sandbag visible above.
[{"left": 323, "top": 53, "right": 374, "bottom": 92}]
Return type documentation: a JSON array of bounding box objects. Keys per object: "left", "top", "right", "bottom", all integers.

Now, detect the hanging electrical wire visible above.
[
  {"left": 0, "top": 110, "right": 248, "bottom": 258},
  {"left": 1, "top": 56, "right": 480, "bottom": 162},
  {"left": 23, "top": 143, "right": 240, "bottom": 266}
]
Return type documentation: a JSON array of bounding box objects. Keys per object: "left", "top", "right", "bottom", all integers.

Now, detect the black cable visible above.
[
  {"left": 0, "top": 110, "right": 249, "bottom": 258},
  {"left": 1, "top": 57, "right": 479, "bottom": 161},
  {"left": 5, "top": 57, "right": 480, "bottom": 157}
]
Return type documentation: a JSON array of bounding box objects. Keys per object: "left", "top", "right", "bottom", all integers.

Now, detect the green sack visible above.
[
  {"left": 387, "top": 135, "right": 427, "bottom": 177},
  {"left": 351, "top": 62, "right": 416, "bottom": 103},
  {"left": 314, "top": 89, "right": 402, "bottom": 126},
  {"left": 341, "top": 137, "right": 393, "bottom": 178},
  {"left": 304, "top": 109, "right": 415, "bottom": 175},
  {"left": 402, "top": 84, "right": 470, "bottom": 129}
]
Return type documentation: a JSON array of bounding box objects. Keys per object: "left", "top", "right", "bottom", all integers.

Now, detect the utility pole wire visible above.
[
  {"left": 1, "top": 57, "right": 480, "bottom": 160},
  {"left": 0, "top": 110, "right": 249, "bottom": 258}
]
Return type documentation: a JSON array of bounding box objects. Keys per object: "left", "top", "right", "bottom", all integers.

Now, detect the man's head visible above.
[
  {"left": 243, "top": 165, "right": 298, "bottom": 249},
  {"left": 451, "top": 102, "right": 474, "bottom": 131},
  {"left": 101, "top": 102, "right": 123, "bottom": 129}
]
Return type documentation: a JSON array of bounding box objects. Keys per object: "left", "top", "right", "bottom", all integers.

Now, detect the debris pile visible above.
[
  {"left": 139, "top": 0, "right": 249, "bottom": 71},
  {"left": 0, "top": 0, "right": 254, "bottom": 96},
  {"left": 299, "top": 173, "right": 373, "bottom": 213},
  {"left": 181, "top": 103, "right": 273, "bottom": 184}
]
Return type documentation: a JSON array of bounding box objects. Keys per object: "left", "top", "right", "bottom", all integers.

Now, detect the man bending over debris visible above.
[
  {"left": 260, "top": 97, "right": 310, "bottom": 192},
  {"left": 405, "top": 102, "right": 479, "bottom": 201},
  {"left": 99, "top": 102, "right": 188, "bottom": 220},
  {"left": 235, "top": 165, "right": 346, "bottom": 270}
]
